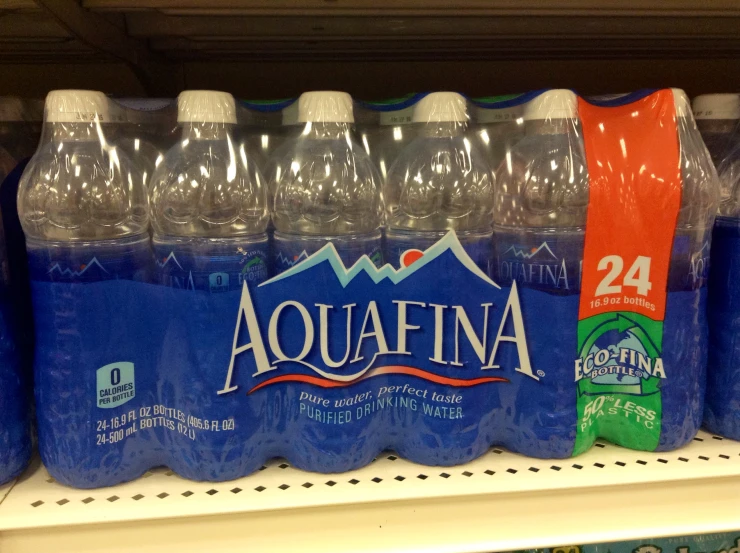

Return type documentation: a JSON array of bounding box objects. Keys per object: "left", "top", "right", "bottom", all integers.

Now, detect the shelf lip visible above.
[{"left": 1, "top": 431, "right": 740, "bottom": 535}]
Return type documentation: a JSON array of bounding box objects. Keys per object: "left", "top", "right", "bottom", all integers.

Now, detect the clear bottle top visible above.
[
  {"left": 271, "top": 91, "right": 383, "bottom": 236},
  {"left": 493, "top": 89, "right": 589, "bottom": 229},
  {"left": 692, "top": 93, "right": 740, "bottom": 217},
  {"left": 384, "top": 92, "right": 494, "bottom": 233},
  {"left": 672, "top": 89, "right": 721, "bottom": 225},
  {"left": 149, "top": 90, "right": 268, "bottom": 239},
  {"left": 18, "top": 89, "right": 149, "bottom": 242}
]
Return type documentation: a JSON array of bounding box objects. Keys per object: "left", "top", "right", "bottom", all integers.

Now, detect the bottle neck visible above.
[
  {"left": 418, "top": 121, "right": 467, "bottom": 138},
  {"left": 50, "top": 122, "right": 107, "bottom": 143},
  {"left": 525, "top": 118, "right": 577, "bottom": 136},
  {"left": 179, "top": 122, "right": 233, "bottom": 141},
  {"left": 697, "top": 119, "right": 739, "bottom": 135},
  {"left": 300, "top": 121, "right": 353, "bottom": 140}
]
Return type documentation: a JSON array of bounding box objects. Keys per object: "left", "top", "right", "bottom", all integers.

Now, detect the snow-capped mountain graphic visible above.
[
  {"left": 503, "top": 242, "right": 557, "bottom": 260},
  {"left": 262, "top": 231, "right": 499, "bottom": 289},
  {"left": 156, "top": 251, "right": 183, "bottom": 270},
  {"left": 48, "top": 257, "right": 109, "bottom": 277},
  {"left": 275, "top": 250, "right": 309, "bottom": 267}
]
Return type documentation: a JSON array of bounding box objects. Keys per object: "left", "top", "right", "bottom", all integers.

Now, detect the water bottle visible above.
[
  {"left": 669, "top": 89, "right": 721, "bottom": 291},
  {"left": 696, "top": 94, "right": 740, "bottom": 439},
  {"left": 150, "top": 91, "right": 270, "bottom": 292},
  {"left": 492, "top": 89, "right": 588, "bottom": 294},
  {"left": 693, "top": 94, "right": 740, "bottom": 218},
  {"left": 271, "top": 91, "right": 383, "bottom": 273},
  {"left": 384, "top": 92, "right": 494, "bottom": 271},
  {"left": 19, "top": 90, "right": 151, "bottom": 283}
]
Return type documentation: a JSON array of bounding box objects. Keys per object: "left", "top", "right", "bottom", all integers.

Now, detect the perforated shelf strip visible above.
[{"left": 1, "top": 430, "right": 740, "bottom": 553}]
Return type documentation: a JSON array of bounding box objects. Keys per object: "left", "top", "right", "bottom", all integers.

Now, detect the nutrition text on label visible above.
[{"left": 95, "top": 405, "right": 235, "bottom": 446}]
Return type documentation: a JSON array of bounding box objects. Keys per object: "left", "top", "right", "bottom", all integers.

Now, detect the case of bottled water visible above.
[
  {"left": 0, "top": 97, "right": 37, "bottom": 484},
  {"left": 21, "top": 88, "right": 717, "bottom": 488},
  {"left": 695, "top": 93, "right": 740, "bottom": 439}
]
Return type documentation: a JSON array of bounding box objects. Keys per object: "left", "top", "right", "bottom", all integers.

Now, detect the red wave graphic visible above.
[{"left": 247, "top": 365, "right": 508, "bottom": 394}]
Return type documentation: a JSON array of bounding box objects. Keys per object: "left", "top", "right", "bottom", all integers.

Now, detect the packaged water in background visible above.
[
  {"left": 150, "top": 91, "right": 270, "bottom": 292},
  {"left": 0, "top": 97, "right": 35, "bottom": 484},
  {"left": 384, "top": 91, "right": 494, "bottom": 272},
  {"left": 513, "top": 531, "right": 740, "bottom": 553},
  {"left": 0, "top": 98, "right": 43, "bottom": 359},
  {"left": 355, "top": 93, "right": 425, "bottom": 183},
  {"left": 472, "top": 93, "right": 527, "bottom": 174},
  {"left": 270, "top": 91, "right": 384, "bottom": 273},
  {"left": 696, "top": 93, "right": 740, "bottom": 439}
]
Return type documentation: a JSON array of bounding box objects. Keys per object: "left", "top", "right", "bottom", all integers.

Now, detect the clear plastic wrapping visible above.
[
  {"left": 695, "top": 93, "right": 740, "bottom": 439},
  {"left": 21, "top": 88, "right": 718, "bottom": 488}
]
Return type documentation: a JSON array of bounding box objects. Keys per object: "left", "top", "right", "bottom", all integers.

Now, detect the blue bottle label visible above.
[
  {"left": 492, "top": 229, "right": 583, "bottom": 294},
  {"left": 273, "top": 232, "right": 383, "bottom": 275},
  {"left": 153, "top": 235, "right": 270, "bottom": 292},
  {"left": 385, "top": 231, "right": 492, "bottom": 274},
  {"left": 27, "top": 237, "right": 152, "bottom": 283}
]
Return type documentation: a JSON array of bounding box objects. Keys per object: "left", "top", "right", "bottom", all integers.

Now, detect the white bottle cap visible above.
[
  {"left": 692, "top": 94, "right": 740, "bottom": 120},
  {"left": 45, "top": 90, "right": 110, "bottom": 123},
  {"left": 177, "top": 91, "right": 236, "bottom": 124},
  {"left": 523, "top": 89, "right": 578, "bottom": 121},
  {"left": 412, "top": 92, "right": 468, "bottom": 123},
  {"left": 297, "top": 91, "right": 354, "bottom": 123},
  {"left": 671, "top": 88, "right": 692, "bottom": 118}
]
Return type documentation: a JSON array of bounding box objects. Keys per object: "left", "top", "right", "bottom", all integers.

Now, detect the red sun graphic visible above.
[{"left": 400, "top": 249, "right": 424, "bottom": 267}]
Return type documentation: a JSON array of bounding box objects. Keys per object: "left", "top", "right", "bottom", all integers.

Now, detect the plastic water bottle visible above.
[
  {"left": 693, "top": 93, "right": 740, "bottom": 218},
  {"left": 384, "top": 92, "right": 494, "bottom": 271},
  {"left": 150, "top": 91, "right": 270, "bottom": 292},
  {"left": 669, "top": 89, "right": 721, "bottom": 291},
  {"left": 18, "top": 90, "right": 151, "bottom": 283},
  {"left": 492, "top": 89, "right": 588, "bottom": 294},
  {"left": 271, "top": 91, "right": 383, "bottom": 273}
]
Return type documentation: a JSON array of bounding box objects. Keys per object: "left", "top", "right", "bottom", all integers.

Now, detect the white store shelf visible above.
[{"left": 0, "top": 430, "right": 740, "bottom": 552}]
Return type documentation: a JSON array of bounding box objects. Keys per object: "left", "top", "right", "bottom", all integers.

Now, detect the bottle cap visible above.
[
  {"left": 692, "top": 93, "right": 740, "bottom": 120},
  {"left": 297, "top": 91, "right": 354, "bottom": 123},
  {"left": 523, "top": 89, "right": 578, "bottom": 121},
  {"left": 412, "top": 92, "right": 468, "bottom": 123},
  {"left": 671, "top": 88, "right": 692, "bottom": 118},
  {"left": 177, "top": 91, "right": 236, "bottom": 124},
  {"left": 45, "top": 90, "right": 110, "bottom": 123}
]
